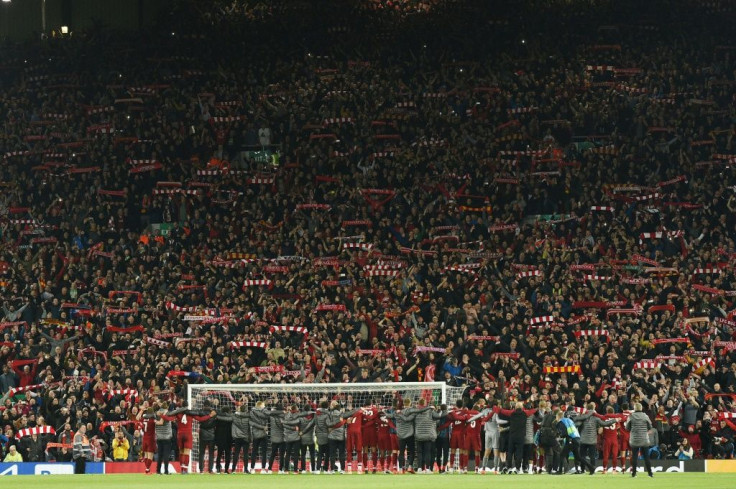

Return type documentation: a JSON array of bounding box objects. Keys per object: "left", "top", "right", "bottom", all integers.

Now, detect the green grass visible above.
[{"left": 9, "top": 473, "right": 736, "bottom": 489}]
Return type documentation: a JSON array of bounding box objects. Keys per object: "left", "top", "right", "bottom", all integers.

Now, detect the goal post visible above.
[{"left": 187, "top": 382, "right": 465, "bottom": 473}]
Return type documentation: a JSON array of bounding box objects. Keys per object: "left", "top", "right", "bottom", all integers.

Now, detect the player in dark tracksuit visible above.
[
  {"left": 383, "top": 399, "right": 428, "bottom": 473},
  {"left": 414, "top": 400, "right": 445, "bottom": 472},
  {"left": 230, "top": 406, "right": 252, "bottom": 473},
  {"left": 282, "top": 406, "right": 312, "bottom": 473},
  {"left": 197, "top": 411, "right": 218, "bottom": 473},
  {"left": 314, "top": 401, "right": 331, "bottom": 472},
  {"left": 249, "top": 401, "right": 270, "bottom": 471},
  {"left": 299, "top": 410, "right": 316, "bottom": 473},
  {"left": 267, "top": 406, "right": 286, "bottom": 472},
  {"left": 436, "top": 406, "right": 451, "bottom": 473},
  {"left": 326, "top": 401, "right": 349, "bottom": 473},
  {"left": 214, "top": 407, "right": 233, "bottom": 473}
]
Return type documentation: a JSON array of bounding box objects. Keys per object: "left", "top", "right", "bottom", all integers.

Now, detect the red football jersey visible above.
[
  {"left": 619, "top": 410, "right": 633, "bottom": 438},
  {"left": 377, "top": 413, "right": 395, "bottom": 436},
  {"left": 601, "top": 413, "right": 624, "bottom": 441},
  {"left": 142, "top": 418, "right": 156, "bottom": 442},
  {"left": 361, "top": 407, "right": 380, "bottom": 432},
  {"left": 173, "top": 411, "right": 211, "bottom": 437},
  {"left": 347, "top": 409, "right": 364, "bottom": 434},
  {"left": 448, "top": 408, "right": 468, "bottom": 436},
  {"left": 464, "top": 409, "right": 482, "bottom": 439}
]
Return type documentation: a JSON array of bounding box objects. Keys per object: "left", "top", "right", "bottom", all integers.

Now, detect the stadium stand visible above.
[{"left": 0, "top": 0, "right": 735, "bottom": 471}]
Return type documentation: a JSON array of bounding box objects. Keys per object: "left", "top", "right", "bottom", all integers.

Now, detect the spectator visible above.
[
  {"left": 3, "top": 445, "right": 23, "bottom": 463},
  {"left": 20, "top": 433, "right": 45, "bottom": 462},
  {"left": 675, "top": 438, "right": 694, "bottom": 460},
  {"left": 112, "top": 428, "right": 130, "bottom": 461},
  {"left": 130, "top": 429, "right": 143, "bottom": 462},
  {"left": 711, "top": 419, "right": 736, "bottom": 459}
]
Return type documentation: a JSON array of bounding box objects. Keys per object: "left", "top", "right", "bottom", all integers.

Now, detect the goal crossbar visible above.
[{"left": 187, "top": 381, "right": 457, "bottom": 408}]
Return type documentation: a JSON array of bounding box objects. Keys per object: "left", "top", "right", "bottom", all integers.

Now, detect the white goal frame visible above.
[
  {"left": 186, "top": 381, "right": 465, "bottom": 473},
  {"left": 187, "top": 381, "right": 460, "bottom": 408}
]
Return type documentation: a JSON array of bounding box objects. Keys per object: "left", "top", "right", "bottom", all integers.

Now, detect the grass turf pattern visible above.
[{"left": 7, "top": 473, "right": 736, "bottom": 489}]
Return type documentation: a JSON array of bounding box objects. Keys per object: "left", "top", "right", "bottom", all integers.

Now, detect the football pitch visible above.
[{"left": 10, "top": 473, "right": 736, "bottom": 489}]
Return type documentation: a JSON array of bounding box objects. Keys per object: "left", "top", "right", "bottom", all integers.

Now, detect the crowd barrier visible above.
[
  {"left": 0, "top": 459, "right": 734, "bottom": 475},
  {"left": 0, "top": 462, "right": 180, "bottom": 475},
  {"left": 704, "top": 460, "right": 736, "bottom": 473},
  {"left": 591, "top": 459, "right": 705, "bottom": 472}
]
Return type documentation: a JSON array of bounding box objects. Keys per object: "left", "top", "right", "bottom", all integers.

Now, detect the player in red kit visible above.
[
  {"left": 345, "top": 406, "right": 364, "bottom": 472},
  {"left": 377, "top": 410, "right": 398, "bottom": 473},
  {"left": 600, "top": 407, "right": 625, "bottom": 473},
  {"left": 360, "top": 405, "right": 380, "bottom": 473},
  {"left": 168, "top": 406, "right": 216, "bottom": 474},
  {"left": 618, "top": 404, "right": 633, "bottom": 473},
  {"left": 465, "top": 400, "right": 491, "bottom": 472},
  {"left": 138, "top": 405, "right": 158, "bottom": 474},
  {"left": 447, "top": 399, "right": 468, "bottom": 472}
]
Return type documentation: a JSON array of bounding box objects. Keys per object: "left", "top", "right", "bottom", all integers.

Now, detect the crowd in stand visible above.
[{"left": 0, "top": 0, "right": 736, "bottom": 467}]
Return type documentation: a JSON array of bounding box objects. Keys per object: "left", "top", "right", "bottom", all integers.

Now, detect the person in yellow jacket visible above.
[
  {"left": 3, "top": 445, "right": 23, "bottom": 462},
  {"left": 112, "top": 429, "right": 130, "bottom": 461}
]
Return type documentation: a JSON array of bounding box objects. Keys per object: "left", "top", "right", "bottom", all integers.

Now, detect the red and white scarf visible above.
[
  {"left": 106, "top": 389, "right": 138, "bottom": 400},
  {"left": 15, "top": 426, "right": 55, "bottom": 440},
  {"left": 652, "top": 337, "right": 689, "bottom": 344},
  {"left": 243, "top": 279, "right": 272, "bottom": 287},
  {"left": 145, "top": 336, "right": 170, "bottom": 348},
  {"left": 632, "top": 360, "right": 661, "bottom": 371},
  {"left": 415, "top": 346, "right": 446, "bottom": 354},
  {"left": 693, "top": 358, "right": 716, "bottom": 371},
  {"left": 313, "top": 304, "right": 348, "bottom": 313},
  {"left": 518, "top": 270, "right": 542, "bottom": 278},
  {"left": 270, "top": 326, "right": 308, "bottom": 334},
  {"left": 7, "top": 383, "right": 46, "bottom": 398},
  {"left": 365, "top": 269, "right": 399, "bottom": 277},
  {"left": 530, "top": 315, "right": 555, "bottom": 325},
  {"left": 607, "top": 306, "right": 642, "bottom": 316},
  {"left": 230, "top": 341, "right": 267, "bottom": 349},
  {"left": 492, "top": 352, "right": 520, "bottom": 359},
  {"left": 252, "top": 365, "right": 282, "bottom": 373},
  {"left": 574, "top": 330, "right": 610, "bottom": 340}
]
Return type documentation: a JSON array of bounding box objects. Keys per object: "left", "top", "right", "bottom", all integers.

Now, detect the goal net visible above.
[{"left": 188, "top": 382, "right": 465, "bottom": 473}]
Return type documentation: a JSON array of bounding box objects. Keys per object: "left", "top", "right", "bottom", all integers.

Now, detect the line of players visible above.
[{"left": 136, "top": 396, "right": 641, "bottom": 474}]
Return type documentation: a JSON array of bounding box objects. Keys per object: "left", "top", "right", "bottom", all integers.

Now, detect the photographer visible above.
[
  {"left": 711, "top": 419, "right": 736, "bottom": 459},
  {"left": 675, "top": 438, "right": 694, "bottom": 460}
]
